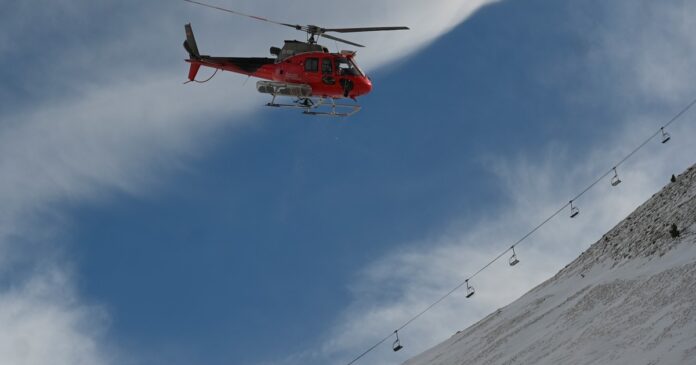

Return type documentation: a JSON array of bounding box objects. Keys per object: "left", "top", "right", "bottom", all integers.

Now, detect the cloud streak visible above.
[{"left": 0, "top": 266, "right": 111, "bottom": 365}]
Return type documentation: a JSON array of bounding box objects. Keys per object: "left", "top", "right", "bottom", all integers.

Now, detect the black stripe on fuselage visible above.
[{"left": 202, "top": 56, "right": 275, "bottom": 73}]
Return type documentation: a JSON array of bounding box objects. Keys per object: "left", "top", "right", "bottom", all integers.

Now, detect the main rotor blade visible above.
[
  {"left": 183, "top": 0, "right": 302, "bottom": 30},
  {"left": 321, "top": 33, "right": 365, "bottom": 48},
  {"left": 323, "top": 26, "right": 410, "bottom": 33}
]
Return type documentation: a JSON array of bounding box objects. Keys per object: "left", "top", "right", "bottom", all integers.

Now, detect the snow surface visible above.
[{"left": 404, "top": 165, "right": 696, "bottom": 365}]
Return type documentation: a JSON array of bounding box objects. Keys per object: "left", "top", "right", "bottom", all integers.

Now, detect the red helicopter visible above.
[{"left": 183, "top": 0, "right": 408, "bottom": 116}]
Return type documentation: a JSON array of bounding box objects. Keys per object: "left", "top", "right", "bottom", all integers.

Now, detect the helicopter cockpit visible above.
[{"left": 336, "top": 57, "right": 364, "bottom": 76}]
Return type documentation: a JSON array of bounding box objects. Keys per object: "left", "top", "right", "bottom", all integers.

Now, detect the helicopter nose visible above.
[{"left": 359, "top": 76, "right": 373, "bottom": 95}]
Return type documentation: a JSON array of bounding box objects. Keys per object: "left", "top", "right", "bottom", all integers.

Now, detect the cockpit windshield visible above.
[{"left": 336, "top": 57, "right": 364, "bottom": 76}]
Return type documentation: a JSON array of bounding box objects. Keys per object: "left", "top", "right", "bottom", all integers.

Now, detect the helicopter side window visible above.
[
  {"left": 322, "top": 58, "right": 333, "bottom": 74},
  {"left": 304, "top": 58, "right": 318, "bottom": 72},
  {"left": 337, "top": 57, "right": 360, "bottom": 76}
]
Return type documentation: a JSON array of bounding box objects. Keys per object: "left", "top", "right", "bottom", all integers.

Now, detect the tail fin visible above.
[
  {"left": 183, "top": 23, "right": 200, "bottom": 59},
  {"left": 187, "top": 62, "right": 202, "bottom": 82},
  {"left": 184, "top": 23, "right": 202, "bottom": 81}
]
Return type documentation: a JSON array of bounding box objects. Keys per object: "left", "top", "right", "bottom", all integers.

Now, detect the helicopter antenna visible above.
[{"left": 183, "top": 0, "right": 409, "bottom": 48}]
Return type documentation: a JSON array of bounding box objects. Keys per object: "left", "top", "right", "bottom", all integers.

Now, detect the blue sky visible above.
[{"left": 2, "top": 1, "right": 696, "bottom": 365}]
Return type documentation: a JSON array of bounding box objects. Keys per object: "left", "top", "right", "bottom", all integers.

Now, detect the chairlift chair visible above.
[
  {"left": 570, "top": 201, "right": 579, "bottom": 218},
  {"left": 465, "top": 279, "right": 475, "bottom": 298},
  {"left": 392, "top": 330, "right": 403, "bottom": 352},
  {"left": 509, "top": 247, "right": 520, "bottom": 266},
  {"left": 611, "top": 167, "right": 622, "bottom": 187},
  {"left": 661, "top": 127, "right": 671, "bottom": 144}
]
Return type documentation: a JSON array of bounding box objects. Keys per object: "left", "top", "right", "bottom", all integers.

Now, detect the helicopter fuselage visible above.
[
  {"left": 186, "top": 42, "right": 373, "bottom": 99},
  {"left": 181, "top": 1, "right": 407, "bottom": 115}
]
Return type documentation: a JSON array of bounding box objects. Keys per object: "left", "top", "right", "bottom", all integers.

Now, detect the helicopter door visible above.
[
  {"left": 303, "top": 57, "right": 321, "bottom": 86},
  {"left": 321, "top": 58, "right": 335, "bottom": 85}
]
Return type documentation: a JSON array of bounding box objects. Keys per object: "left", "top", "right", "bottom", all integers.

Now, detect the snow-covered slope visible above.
[{"left": 405, "top": 165, "right": 696, "bottom": 365}]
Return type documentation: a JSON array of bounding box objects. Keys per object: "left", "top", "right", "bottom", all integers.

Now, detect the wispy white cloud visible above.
[
  {"left": 0, "top": 265, "right": 111, "bottom": 365},
  {"left": 177, "top": 0, "right": 501, "bottom": 70},
  {"left": 590, "top": 1, "right": 696, "bottom": 104}
]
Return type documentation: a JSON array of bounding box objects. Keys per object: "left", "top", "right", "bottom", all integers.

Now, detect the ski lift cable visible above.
[
  {"left": 569, "top": 95, "right": 696, "bottom": 203},
  {"left": 343, "top": 96, "right": 696, "bottom": 365},
  {"left": 407, "top": 198, "right": 567, "bottom": 312},
  {"left": 345, "top": 334, "right": 394, "bottom": 365},
  {"left": 611, "top": 95, "right": 696, "bottom": 169}
]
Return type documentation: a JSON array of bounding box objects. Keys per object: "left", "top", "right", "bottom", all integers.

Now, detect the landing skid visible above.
[{"left": 267, "top": 95, "right": 361, "bottom": 117}]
